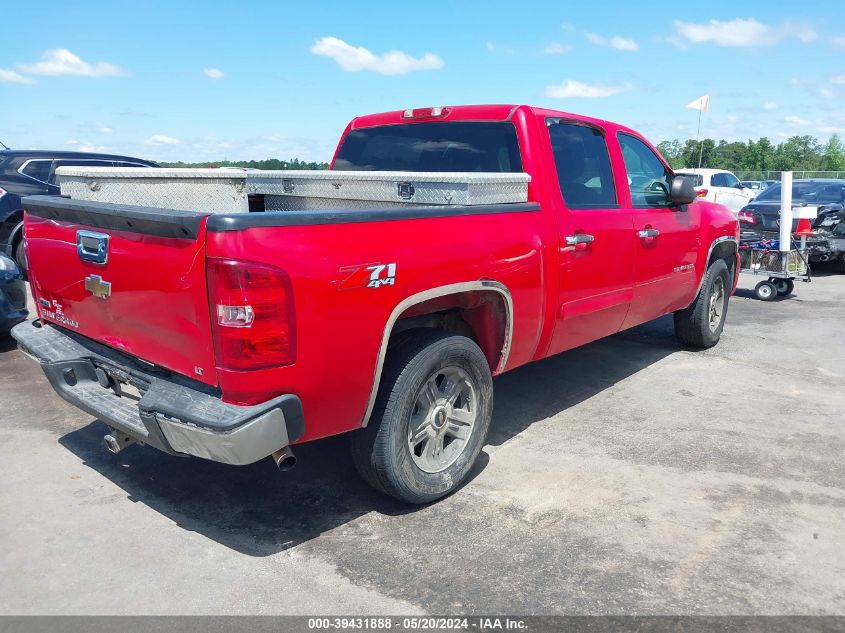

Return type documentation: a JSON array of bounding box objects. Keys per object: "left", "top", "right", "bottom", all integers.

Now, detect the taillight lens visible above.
[
  {"left": 738, "top": 210, "right": 755, "bottom": 224},
  {"left": 696, "top": 188, "right": 708, "bottom": 198},
  {"left": 402, "top": 106, "right": 448, "bottom": 119},
  {"left": 207, "top": 258, "right": 296, "bottom": 371}
]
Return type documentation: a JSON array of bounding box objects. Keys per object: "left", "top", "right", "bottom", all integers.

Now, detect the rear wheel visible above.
[
  {"left": 350, "top": 331, "right": 493, "bottom": 504},
  {"left": 771, "top": 278, "right": 794, "bottom": 296},
  {"left": 755, "top": 280, "right": 777, "bottom": 301},
  {"left": 674, "top": 258, "right": 731, "bottom": 348},
  {"left": 14, "top": 238, "right": 27, "bottom": 277}
]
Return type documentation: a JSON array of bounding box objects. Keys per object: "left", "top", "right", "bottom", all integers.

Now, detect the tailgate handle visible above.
[{"left": 76, "top": 230, "right": 109, "bottom": 264}]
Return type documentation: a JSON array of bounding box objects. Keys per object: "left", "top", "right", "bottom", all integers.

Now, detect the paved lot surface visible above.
[{"left": 1, "top": 270, "right": 843, "bottom": 615}]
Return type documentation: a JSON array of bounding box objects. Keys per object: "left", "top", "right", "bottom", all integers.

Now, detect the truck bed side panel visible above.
[{"left": 205, "top": 208, "right": 546, "bottom": 442}]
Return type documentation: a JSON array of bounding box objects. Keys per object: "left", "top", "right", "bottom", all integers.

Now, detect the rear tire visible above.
[
  {"left": 14, "top": 239, "right": 27, "bottom": 277},
  {"left": 674, "top": 258, "right": 731, "bottom": 349},
  {"left": 772, "top": 277, "right": 794, "bottom": 296},
  {"left": 755, "top": 281, "right": 777, "bottom": 302},
  {"left": 350, "top": 331, "right": 493, "bottom": 504}
]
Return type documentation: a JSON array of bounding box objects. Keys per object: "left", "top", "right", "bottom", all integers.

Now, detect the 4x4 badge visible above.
[{"left": 85, "top": 274, "right": 112, "bottom": 299}]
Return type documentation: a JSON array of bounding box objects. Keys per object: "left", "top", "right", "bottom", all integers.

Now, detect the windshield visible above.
[
  {"left": 333, "top": 122, "right": 523, "bottom": 172},
  {"left": 755, "top": 181, "right": 845, "bottom": 204}
]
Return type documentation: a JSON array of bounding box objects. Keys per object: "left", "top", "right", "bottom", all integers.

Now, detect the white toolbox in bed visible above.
[{"left": 56, "top": 167, "right": 530, "bottom": 213}]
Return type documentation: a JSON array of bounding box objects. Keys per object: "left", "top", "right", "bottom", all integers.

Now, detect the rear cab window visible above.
[
  {"left": 617, "top": 133, "right": 673, "bottom": 208},
  {"left": 333, "top": 122, "right": 523, "bottom": 172},
  {"left": 677, "top": 173, "right": 703, "bottom": 187},
  {"left": 547, "top": 120, "right": 617, "bottom": 209}
]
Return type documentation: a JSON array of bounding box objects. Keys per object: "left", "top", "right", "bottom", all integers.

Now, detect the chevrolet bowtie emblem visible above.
[{"left": 84, "top": 274, "right": 112, "bottom": 299}]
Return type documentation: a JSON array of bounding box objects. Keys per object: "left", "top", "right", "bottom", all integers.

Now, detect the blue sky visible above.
[{"left": 2, "top": 0, "right": 844, "bottom": 163}]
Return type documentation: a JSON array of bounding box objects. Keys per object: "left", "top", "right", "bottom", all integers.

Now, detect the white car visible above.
[{"left": 674, "top": 168, "right": 755, "bottom": 213}]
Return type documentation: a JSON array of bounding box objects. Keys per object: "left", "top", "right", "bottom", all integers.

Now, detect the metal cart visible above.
[{"left": 739, "top": 239, "right": 811, "bottom": 301}]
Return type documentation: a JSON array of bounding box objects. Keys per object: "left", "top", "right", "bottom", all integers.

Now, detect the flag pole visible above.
[{"left": 695, "top": 107, "right": 704, "bottom": 170}]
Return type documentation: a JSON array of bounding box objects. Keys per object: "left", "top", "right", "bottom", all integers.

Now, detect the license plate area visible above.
[{"left": 92, "top": 361, "right": 149, "bottom": 402}]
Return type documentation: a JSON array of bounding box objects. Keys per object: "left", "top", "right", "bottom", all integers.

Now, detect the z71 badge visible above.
[{"left": 339, "top": 263, "right": 397, "bottom": 290}]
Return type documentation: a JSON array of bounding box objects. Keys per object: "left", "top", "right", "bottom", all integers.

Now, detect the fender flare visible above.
[
  {"left": 360, "top": 280, "right": 513, "bottom": 427},
  {"left": 689, "top": 235, "right": 738, "bottom": 306}
]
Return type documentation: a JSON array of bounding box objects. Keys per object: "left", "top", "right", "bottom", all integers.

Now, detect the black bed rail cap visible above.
[{"left": 22, "top": 195, "right": 209, "bottom": 240}]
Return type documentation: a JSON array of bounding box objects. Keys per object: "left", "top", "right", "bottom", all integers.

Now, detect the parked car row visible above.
[
  {"left": 738, "top": 178, "right": 845, "bottom": 272},
  {"left": 0, "top": 150, "right": 158, "bottom": 273}
]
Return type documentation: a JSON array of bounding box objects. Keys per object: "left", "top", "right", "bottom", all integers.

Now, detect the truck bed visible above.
[{"left": 56, "top": 167, "right": 531, "bottom": 213}]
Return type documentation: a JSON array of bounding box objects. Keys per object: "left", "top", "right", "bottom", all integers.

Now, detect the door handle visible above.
[
  {"left": 565, "top": 234, "right": 595, "bottom": 246},
  {"left": 637, "top": 229, "right": 660, "bottom": 238}
]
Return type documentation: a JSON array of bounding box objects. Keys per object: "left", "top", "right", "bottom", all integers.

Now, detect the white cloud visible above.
[
  {"left": 0, "top": 68, "right": 35, "bottom": 84},
  {"left": 834, "top": 36, "right": 845, "bottom": 48},
  {"left": 18, "top": 49, "right": 126, "bottom": 77},
  {"left": 545, "top": 80, "right": 631, "bottom": 99},
  {"left": 671, "top": 18, "right": 816, "bottom": 47},
  {"left": 143, "top": 134, "right": 181, "bottom": 145},
  {"left": 819, "top": 88, "right": 833, "bottom": 98},
  {"left": 543, "top": 42, "right": 573, "bottom": 55},
  {"left": 585, "top": 33, "right": 639, "bottom": 51},
  {"left": 832, "top": 75, "right": 845, "bottom": 85},
  {"left": 485, "top": 41, "right": 496, "bottom": 53},
  {"left": 66, "top": 139, "right": 108, "bottom": 152},
  {"left": 99, "top": 127, "right": 113, "bottom": 133},
  {"left": 310, "top": 36, "right": 443, "bottom": 75},
  {"left": 784, "top": 115, "right": 809, "bottom": 126},
  {"left": 763, "top": 101, "right": 778, "bottom": 110},
  {"left": 78, "top": 143, "right": 108, "bottom": 153},
  {"left": 203, "top": 67, "right": 224, "bottom": 80}
]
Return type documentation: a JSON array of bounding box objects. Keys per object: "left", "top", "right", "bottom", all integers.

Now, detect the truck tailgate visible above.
[{"left": 22, "top": 196, "right": 217, "bottom": 386}]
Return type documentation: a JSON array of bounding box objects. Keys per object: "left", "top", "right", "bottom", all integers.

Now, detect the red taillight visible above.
[
  {"left": 696, "top": 188, "right": 708, "bottom": 198},
  {"left": 738, "top": 210, "right": 755, "bottom": 224},
  {"left": 207, "top": 258, "right": 296, "bottom": 371}
]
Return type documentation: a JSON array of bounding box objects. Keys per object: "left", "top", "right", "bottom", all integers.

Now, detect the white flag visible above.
[{"left": 686, "top": 94, "right": 709, "bottom": 112}]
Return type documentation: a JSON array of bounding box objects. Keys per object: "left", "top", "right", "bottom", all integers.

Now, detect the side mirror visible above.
[{"left": 670, "top": 175, "right": 696, "bottom": 206}]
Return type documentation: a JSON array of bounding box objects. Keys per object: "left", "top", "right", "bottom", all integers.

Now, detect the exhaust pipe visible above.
[
  {"left": 104, "top": 429, "right": 136, "bottom": 454},
  {"left": 271, "top": 446, "right": 297, "bottom": 471}
]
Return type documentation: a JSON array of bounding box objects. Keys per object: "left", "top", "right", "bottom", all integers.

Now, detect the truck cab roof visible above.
[{"left": 348, "top": 104, "right": 635, "bottom": 135}]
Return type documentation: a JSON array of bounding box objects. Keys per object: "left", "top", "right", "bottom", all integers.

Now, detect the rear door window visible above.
[
  {"left": 548, "top": 121, "right": 617, "bottom": 209},
  {"left": 19, "top": 159, "right": 52, "bottom": 184}
]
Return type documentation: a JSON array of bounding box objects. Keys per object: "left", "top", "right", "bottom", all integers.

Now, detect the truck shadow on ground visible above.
[{"left": 58, "top": 315, "right": 681, "bottom": 556}]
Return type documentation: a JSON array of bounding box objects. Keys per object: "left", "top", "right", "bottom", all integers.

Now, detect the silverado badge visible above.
[{"left": 84, "top": 274, "right": 112, "bottom": 299}]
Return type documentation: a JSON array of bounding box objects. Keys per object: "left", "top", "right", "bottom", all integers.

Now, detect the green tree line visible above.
[
  {"left": 159, "top": 158, "right": 329, "bottom": 170},
  {"left": 656, "top": 134, "right": 845, "bottom": 172}
]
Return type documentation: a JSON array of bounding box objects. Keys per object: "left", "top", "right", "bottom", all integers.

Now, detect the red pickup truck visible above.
[{"left": 13, "top": 105, "right": 740, "bottom": 503}]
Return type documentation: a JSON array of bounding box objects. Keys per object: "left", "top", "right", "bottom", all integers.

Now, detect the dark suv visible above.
[{"left": 0, "top": 150, "right": 158, "bottom": 272}]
